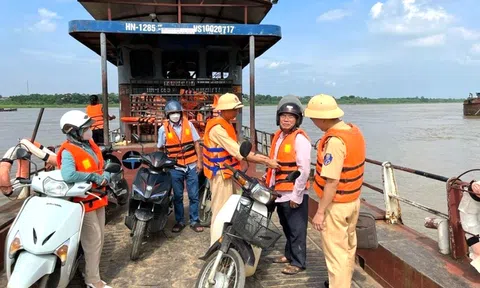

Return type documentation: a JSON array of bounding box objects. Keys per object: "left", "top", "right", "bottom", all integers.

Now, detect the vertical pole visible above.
[
  {"left": 178, "top": 0, "right": 182, "bottom": 23},
  {"left": 244, "top": 6, "right": 248, "bottom": 24},
  {"left": 101, "top": 32, "right": 110, "bottom": 146},
  {"left": 249, "top": 35, "right": 256, "bottom": 152},
  {"left": 108, "top": 2, "right": 112, "bottom": 20},
  {"left": 446, "top": 178, "right": 468, "bottom": 259}
]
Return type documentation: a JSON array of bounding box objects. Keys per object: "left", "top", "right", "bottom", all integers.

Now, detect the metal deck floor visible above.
[{"left": 0, "top": 203, "right": 383, "bottom": 288}]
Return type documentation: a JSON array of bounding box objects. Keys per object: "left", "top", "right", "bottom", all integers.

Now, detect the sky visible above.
[{"left": 1, "top": 0, "right": 480, "bottom": 98}]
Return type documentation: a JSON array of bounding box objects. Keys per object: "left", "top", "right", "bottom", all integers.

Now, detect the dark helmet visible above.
[
  {"left": 164, "top": 100, "right": 183, "bottom": 116},
  {"left": 276, "top": 102, "right": 303, "bottom": 127},
  {"left": 89, "top": 94, "right": 99, "bottom": 105}
]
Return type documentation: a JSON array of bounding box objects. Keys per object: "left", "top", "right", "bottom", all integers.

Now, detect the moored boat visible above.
[
  {"left": 463, "top": 93, "right": 480, "bottom": 116},
  {"left": 0, "top": 108, "right": 17, "bottom": 112}
]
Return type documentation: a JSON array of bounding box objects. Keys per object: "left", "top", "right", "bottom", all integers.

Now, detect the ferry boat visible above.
[
  {"left": 0, "top": 1, "right": 479, "bottom": 287},
  {"left": 463, "top": 92, "right": 480, "bottom": 116}
]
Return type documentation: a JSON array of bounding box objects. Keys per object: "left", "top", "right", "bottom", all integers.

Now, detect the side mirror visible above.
[
  {"left": 104, "top": 162, "right": 121, "bottom": 173},
  {"left": 286, "top": 171, "right": 301, "bottom": 182},
  {"left": 239, "top": 141, "right": 252, "bottom": 158},
  {"left": 16, "top": 147, "right": 31, "bottom": 160},
  {"left": 132, "top": 134, "right": 140, "bottom": 142}
]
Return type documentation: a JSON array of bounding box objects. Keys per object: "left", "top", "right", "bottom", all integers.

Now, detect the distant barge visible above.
[
  {"left": 463, "top": 92, "right": 480, "bottom": 116},
  {"left": 0, "top": 108, "right": 17, "bottom": 112}
]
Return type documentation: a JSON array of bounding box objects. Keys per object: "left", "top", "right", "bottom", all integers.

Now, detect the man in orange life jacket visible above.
[
  {"left": 203, "top": 93, "right": 280, "bottom": 244},
  {"left": 158, "top": 100, "right": 204, "bottom": 233},
  {"left": 265, "top": 98, "right": 311, "bottom": 275},
  {"left": 86, "top": 95, "right": 116, "bottom": 145},
  {"left": 57, "top": 110, "right": 112, "bottom": 288},
  {"left": 305, "top": 94, "right": 366, "bottom": 288}
]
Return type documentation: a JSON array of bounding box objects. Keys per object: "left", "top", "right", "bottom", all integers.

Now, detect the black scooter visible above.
[
  {"left": 123, "top": 134, "right": 194, "bottom": 260},
  {"left": 99, "top": 144, "right": 130, "bottom": 216}
]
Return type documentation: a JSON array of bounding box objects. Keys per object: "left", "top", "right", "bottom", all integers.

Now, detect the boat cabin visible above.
[{"left": 69, "top": 0, "right": 281, "bottom": 145}]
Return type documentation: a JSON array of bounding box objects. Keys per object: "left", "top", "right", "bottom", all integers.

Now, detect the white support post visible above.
[{"left": 382, "top": 161, "right": 403, "bottom": 224}]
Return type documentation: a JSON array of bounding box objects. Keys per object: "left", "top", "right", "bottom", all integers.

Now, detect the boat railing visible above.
[{"left": 242, "top": 126, "right": 470, "bottom": 260}]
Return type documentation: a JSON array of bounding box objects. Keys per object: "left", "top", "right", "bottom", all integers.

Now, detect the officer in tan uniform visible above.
[
  {"left": 304, "top": 94, "right": 366, "bottom": 288},
  {"left": 203, "top": 93, "right": 279, "bottom": 245}
]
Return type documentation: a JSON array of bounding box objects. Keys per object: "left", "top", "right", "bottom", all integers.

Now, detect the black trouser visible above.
[
  {"left": 276, "top": 194, "right": 308, "bottom": 269},
  {"left": 92, "top": 129, "right": 104, "bottom": 145}
]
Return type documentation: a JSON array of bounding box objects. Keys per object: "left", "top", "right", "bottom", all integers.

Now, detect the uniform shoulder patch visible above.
[{"left": 323, "top": 153, "right": 333, "bottom": 166}]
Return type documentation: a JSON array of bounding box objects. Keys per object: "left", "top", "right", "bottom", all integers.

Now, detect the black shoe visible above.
[{"left": 324, "top": 280, "right": 329, "bottom": 288}]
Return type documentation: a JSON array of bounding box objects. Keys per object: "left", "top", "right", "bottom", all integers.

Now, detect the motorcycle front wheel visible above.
[
  {"left": 199, "top": 181, "right": 212, "bottom": 227},
  {"left": 130, "top": 220, "right": 147, "bottom": 261},
  {"left": 195, "top": 248, "right": 245, "bottom": 288}
]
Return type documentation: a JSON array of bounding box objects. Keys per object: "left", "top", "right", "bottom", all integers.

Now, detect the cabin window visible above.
[
  {"left": 162, "top": 51, "right": 198, "bottom": 79},
  {"left": 207, "top": 50, "right": 230, "bottom": 79},
  {"left": 130, "top": 50, "right": 155, "bottom": 78}
]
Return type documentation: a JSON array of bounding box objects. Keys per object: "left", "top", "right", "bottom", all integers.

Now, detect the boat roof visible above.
[
  {"left": 78, "top": 0, "right": 274, "bottom": 24},
  {"left": 68, "top": 20, "right": 282, "bottom": 67}
]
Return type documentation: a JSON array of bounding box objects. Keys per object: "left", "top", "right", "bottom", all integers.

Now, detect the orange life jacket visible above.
[
  {"left": 57, "top": 139, "right": 108, "bottom": 212},
  {"left": 202, "top": 117, "right": 241, "bottom": 179},
  {"left": 86, "top": 104, "right": 104, "bottom": 130},
  {"left": 314, "top": 124, "right": 366, "bottom": 203},
  {"left": 265, "top": 129, "right": 311, "bottom": 192},
  {"left": 163, "top": 118, "right": 198, "bottom": 166}
]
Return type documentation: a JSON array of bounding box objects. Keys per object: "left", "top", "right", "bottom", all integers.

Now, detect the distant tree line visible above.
[
  {"left": 0, "top": 93, "right": 463, "bottom": 107},
  {"left": 241, "top": 94, "right": 463, "bottom": 105},
  {"left": 0, "top": 93, "right": 119, "bottom": 106}
]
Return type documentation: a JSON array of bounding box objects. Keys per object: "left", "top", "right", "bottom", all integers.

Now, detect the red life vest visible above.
[
  {"left": 163, "top": 117, "right": 198, "bottom": 166},
  {"left": 265, "top": 128, "right": 311, "bottom": 192},
  {"left": 86, "top": 104, "right": 104, "bottom": 130},
  {"left": 202, "top": 117, "right": 241, "bottom": 179},
  {"left": 314, "top": 124, "right": 366, "bottom": 203},
  {"left": 57, "top": 139, "right": 108, "bottom": 212}
]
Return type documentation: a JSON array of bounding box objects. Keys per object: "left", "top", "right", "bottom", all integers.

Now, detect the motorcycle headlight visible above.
[
  {"left": 251, "top": 185, "right": 274, "bottom": 205},
  {"left": 43, "top": 177, "right": 69, "bottom": 197},
  {"left": 9, "top": 231, "right": 22, "bottom": 258},
  {"left": 132, "top": 184, "right": 146, "bottom": 199},
  {"left": 151, "top": 191, "right": 168, "bottom": 199}
]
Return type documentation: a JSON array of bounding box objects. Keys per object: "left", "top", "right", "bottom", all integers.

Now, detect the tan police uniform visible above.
[
  {"left": 319, "top": 122, "right": 361, "bottom": 288},
  {"left": 305, "top": 94, "right": 366, "bottom": 288},
  {"left": 208, "top": 125, "right": 243, "bottom": 228}
]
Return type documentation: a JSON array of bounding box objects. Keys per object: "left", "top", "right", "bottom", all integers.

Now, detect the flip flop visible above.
[
  {"left": 281, "top": 264, "right": 304, "bottom": 275},
  {"left": 272, "top": 256, "right": 290, "bottom": 264},
  {"left": 172, "top": 223, "right": 186, "bottom": 233},
  {"left": 190, "top": 222, "right": 204, "bottom": 232}
]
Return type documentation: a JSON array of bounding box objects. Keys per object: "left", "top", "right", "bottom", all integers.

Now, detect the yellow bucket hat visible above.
[{"left": 304, "top": 94, "right": 344, "bottom": 119}]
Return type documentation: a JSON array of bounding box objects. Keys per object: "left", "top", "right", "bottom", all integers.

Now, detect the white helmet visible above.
[{"left": 60, "top": 110, "right": 94, "bottom": 134}]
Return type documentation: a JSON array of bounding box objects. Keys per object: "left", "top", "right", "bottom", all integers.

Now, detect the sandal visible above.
[
  {"left": 190, "top": 222, "right": 204, "bottom": 232},
  {"left": 281, "top": 264, "right": 304, "bottom": 275},
  {"left": 272, "top": 256, "right": 290, "bottom": 264},
  {"left": 172, "top": 223, "right": 186, "bottom": 233}
]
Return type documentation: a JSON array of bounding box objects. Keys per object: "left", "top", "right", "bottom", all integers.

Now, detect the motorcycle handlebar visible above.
[
  {"left": 18, "top": 179, "right": 31, "bottom": 184},
  {"left": 90, "top": 188, "right": 107, "bottom": 197}
]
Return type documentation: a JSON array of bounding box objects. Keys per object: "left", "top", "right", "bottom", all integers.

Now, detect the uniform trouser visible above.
[
  {"left": 276, "top": 194, "right": 309, "bottom": 269},
  {"left": 209, "top": 175, "right": 234, "bottom": 244},
  {"left": 81, "top": 207, "right": 106, "bottom": 284},
  {"left": 320, "top": 198, "right": 360, "bottom": 288}
]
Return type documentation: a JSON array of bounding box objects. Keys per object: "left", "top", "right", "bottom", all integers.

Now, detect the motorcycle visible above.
[
  {"left": 198, "top": 171, "right": 212, "bottom": 227},
  {"left": 195, "top": 141, "right": 300, "bottom": 288},
  {"left": 99, "top": 144, "right": 130, "bottom": 215},
  {"left": 5, "top": 147, "right": 121, "bottom": 288},
  {"left": 123, "top": 134, "right": 194, "bottom": 261}
]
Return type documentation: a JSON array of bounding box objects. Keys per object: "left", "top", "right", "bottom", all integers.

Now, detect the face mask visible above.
[
  {"left": 82, "top": 128, "right": 93, "bottom": 141},
  {"left": 169, "top": 113, "right": 181, "bottom": 123}
]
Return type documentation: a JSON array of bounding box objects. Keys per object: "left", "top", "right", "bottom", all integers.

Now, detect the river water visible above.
[{"left": 0, "top": 103, "right": 477, "bottom": 239}]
